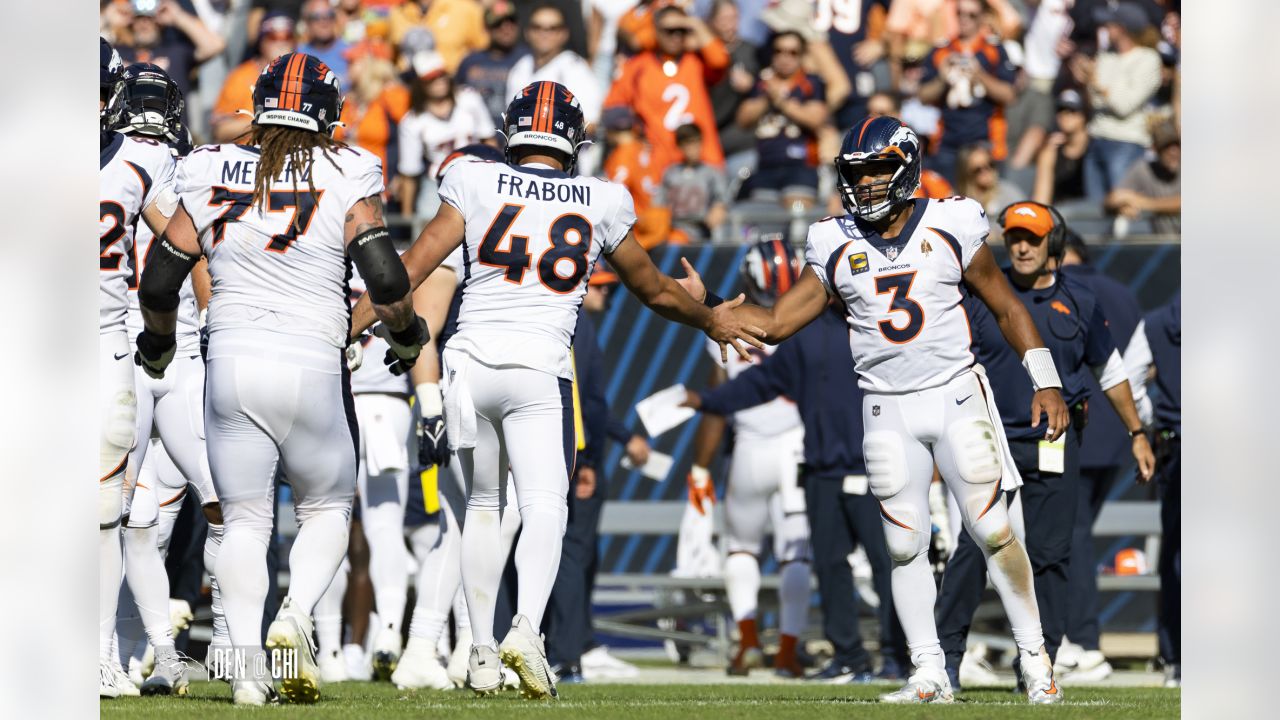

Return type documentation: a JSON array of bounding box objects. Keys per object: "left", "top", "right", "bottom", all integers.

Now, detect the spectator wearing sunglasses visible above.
[
  {"left": 954, "top": 144, "right": 1022, "bottom": 222},
  {"left": 298, "top": 0, "right": 351, "bottom": 89},
  {"left": 505, "top": 4, "right": 603, "bottom": 137}
]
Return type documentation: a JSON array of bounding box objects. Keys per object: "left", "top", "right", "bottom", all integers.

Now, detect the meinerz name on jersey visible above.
[
  {"left": 496, "top": 172, "right": 591, "bottom": 205},
  {"left": 219, "top": 159, "right": 312, "bottom": 185}
]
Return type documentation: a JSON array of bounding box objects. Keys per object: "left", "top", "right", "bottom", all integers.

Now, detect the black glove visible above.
[
  {"left": 417, "top": 414, "right": 450, "bottom": 468},
  {"left": 374, "top": 316, "right": 429, "bottom": 376},
  {"left": 135, "top": 329, "right": 177, "bottom": 379}
]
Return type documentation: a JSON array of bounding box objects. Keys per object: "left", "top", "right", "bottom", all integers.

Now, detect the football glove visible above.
[
  {"left": 135, "top": 329, "right": 177, "bottom": 379},
  {"left": 687, "top": 465, "right": 715, "bottom": 516},
  {"left": 374, "top": 315, "right": 429, "bottom": 376}
]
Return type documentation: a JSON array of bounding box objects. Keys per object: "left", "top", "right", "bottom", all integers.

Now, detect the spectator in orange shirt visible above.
[
  {"left": 389, "top": 0, "right": 488, "bottom": 74},
  {"left": 617, "top": 0, "right": 661, "bottom": 55},
  {"left": 339, "top": 43, "right": 411, "bottom": 192},
  {"left": 605, "top": 4, "right": 729, "bottom": 176},
  {"left": 602, "top": 107, "right": 670, "bottom": 250},
  {"left": 211, "top": 13, "right": 296, "bottom": 142}
]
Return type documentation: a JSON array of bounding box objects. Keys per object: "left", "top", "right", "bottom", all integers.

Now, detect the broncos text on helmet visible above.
[
  {"left": 502, "top": 81, "right": 587, "bottom": 174},
  {"left": 100, "top": 37, "right": 125, "bottom": 136},
  {"left": 835, "top": 116, "right": 922, "bottom": 222},
  {"left": 252, "top": 52, "right": 345, "bottom": 135},
  {"left": 741, "top": 234, "right": 802, "bottom": 307}
]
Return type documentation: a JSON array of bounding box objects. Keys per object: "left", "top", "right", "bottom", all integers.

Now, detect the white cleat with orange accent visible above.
[
  {"left": 879, "top": 665, "right": 955, "bottom": 704},
  {"left": 1020, "top": 646, "right": 1064, "bottom": 704}
]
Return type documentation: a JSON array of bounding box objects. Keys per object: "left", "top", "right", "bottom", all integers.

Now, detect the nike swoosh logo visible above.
[
  {"left": 114, "top": 352, "right": 129, "bottom": 361},
  {"left": 956, "top": 394, "right": 972, "bottom": 405}
]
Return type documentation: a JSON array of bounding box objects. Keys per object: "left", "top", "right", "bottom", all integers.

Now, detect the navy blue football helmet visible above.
[
  {"left": 252, "top": 52, "right": 344, "bottom": 135},
  {"left": 502, "top": 81, "right": 587, "bottom": 173},
  {"left": 834, "top": 116, "right": 922, "bottom": 222},
  {"left": 115, "top": 63, "right": 185, "bottom": 145},
  {"left": 741, "top": 234, "right": 802, "bottom": 307},
  {"left": 436, "top": 143, "right": 506, "bottom": 181},
  {"left": 100, "top": 38, "right": 125, "bottom": 134}
]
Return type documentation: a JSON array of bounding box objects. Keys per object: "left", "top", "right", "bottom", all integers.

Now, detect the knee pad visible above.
[
  {"left": 100, "top": 473, "right": 124, "bottom": 528},
  {"left": 220, "top": 497, "right": 276, "bottom": 533},
  {"left": 945, "top": 417, "right": 1002, "bottom": 485},
  {"left": 864, "top": 431, "right": 909, "bottom": 500},
  {"left": 101, "top": 389, "right": 138, "bottom": 464},
  {"left": 878, "top": 500, "right": 928, "bottom": 564}
]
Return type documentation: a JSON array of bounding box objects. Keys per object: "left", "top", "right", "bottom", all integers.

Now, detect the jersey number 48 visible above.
[{"left": 479, "top": 203, "right": 592, "bottom": 294}]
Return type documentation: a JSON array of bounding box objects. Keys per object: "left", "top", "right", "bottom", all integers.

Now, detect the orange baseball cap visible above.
[
  {"left": 1114, "top": 548, "right": 1148, "bottom": 576},
  {"left": 1001, "top": 202, "right": 1054, "bottom": 238}
]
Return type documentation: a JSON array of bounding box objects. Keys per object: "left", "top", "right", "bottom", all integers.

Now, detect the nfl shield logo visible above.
[
  {"left": 848, "top": 252, "right": 868, "bottom": 275},
  {"left": 883, "top": 245, "right": 902, "bottom": 262},
  {"left": 872, "top": 405, "right": 880, "bottom": 417}
]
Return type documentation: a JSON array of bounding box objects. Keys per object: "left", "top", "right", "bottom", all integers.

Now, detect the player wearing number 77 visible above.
[
  {"left": 347, "top": 81, "right": 764, "bottom": 700},
  {"left": 136, "top": 53, "right": 428, "bottom": 706},
  {"left": 690, "top": 116, "right": 1070, "bottom": 705}
]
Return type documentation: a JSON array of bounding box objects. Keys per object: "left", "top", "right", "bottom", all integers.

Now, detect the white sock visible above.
[
  {"left": 724, "top": 553, "right": 761, "bottom": 622},
  {"left": 778, "top": 561, "right": 811, "bottom": 637},
  {"left": 115, "top": 584, "right": 145, "bottom": 670},
  {"left": 204, "top": 522, "right": 229, "bottom": 645},
  {"left": 981, "top": 534, "right": 1045, "bottom": 654},
  {"left": 891, "top": 551, "right": 946, "bottom": 669},
  {"left": 363, "top": 476, "right": 409, "bottom": 635},
  {"left": 287, "top": 509, "right": 350, "bottom": 613},
  {"left": 513, "top": 497, "right": 566, "bottom": 629},
  {"left": 315, "top": 559, "right": 348, "bottom": 655},
  {"left": 452, "top": 586, "right": 472, "bottom": 635},
  {"left": 123, "top": 524, "right": 175, "bottom": 652},
  {"left": 100, "top": 526, "right": 123, "bottom": 660},
  {"left": 460, "top": 507, "right": 504, "bottom": 647},
  {"left": 216, "top": 525, "right": 271, "bottom": 650},
  {"left": 408, "top": 518, "right": 461, "bottom": 643}
]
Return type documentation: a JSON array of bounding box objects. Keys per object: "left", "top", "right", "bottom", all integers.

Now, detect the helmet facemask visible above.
[
  {"left": 836, "top": 156, "right": 916, "bottom": 222},
  {"left": 119, "top": 74, "right": 184, "bottom": 142}
]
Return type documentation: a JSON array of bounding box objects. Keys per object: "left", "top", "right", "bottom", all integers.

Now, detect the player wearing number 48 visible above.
[
  {"left": 720, "top": 116, "right": 1072, "bottom": 705},
  {"left": 346, "top": 80, "right": 763, "bottom": 702}
]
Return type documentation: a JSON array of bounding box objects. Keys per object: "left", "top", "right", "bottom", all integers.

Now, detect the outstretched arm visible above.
[
  {"left": 727, "top": 266, "right": 831, "bottom": 344},
  {"left": 963, "top": 244, "right": 1069, "bottom": 439},
  {"left": 607, "top": 233, "right": 766, "bottom": 361}
]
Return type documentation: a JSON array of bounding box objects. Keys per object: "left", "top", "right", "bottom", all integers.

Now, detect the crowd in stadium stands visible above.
[{"left": 100, "top": 0, "right": 1180, "bottom": 241}]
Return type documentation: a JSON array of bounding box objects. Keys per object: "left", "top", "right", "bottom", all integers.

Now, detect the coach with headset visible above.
[{"left": 933, "top": 201, "right": 1156, "bottom": 688}]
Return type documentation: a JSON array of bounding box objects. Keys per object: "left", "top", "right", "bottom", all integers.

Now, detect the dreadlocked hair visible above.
[{"left": 250, "top": 125, "right": 345, "bottom": 232}]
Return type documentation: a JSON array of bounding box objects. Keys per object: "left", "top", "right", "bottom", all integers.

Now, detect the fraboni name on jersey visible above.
[
  {"left": 704, "top": 338, "right": 802, "bottom": 439},
  {"left": 438, "top": 160, "right": 635, "bottom": 380},
  {"left": 178, "top": 142, "right": 384, "bottom": 349},
  {"left": 805, "top": 197, "right": 988, "bottom": 394},
  {"left": 100, "top": 132, "right": 177, "bottom": 334}
]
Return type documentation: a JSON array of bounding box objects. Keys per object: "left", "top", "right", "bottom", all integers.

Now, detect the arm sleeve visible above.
[
  {"left": 1091, "top": 349, "right": 1129, "bottom": 392},
  {"left": 602, "top": 185, "right": 637, "bottom": 253},
  {"left": 699, "top": 342, "right": 797, "bottom": 416},
  {"left": 397, "top": 113, "right": 425, "bottom": 177},
  {"left": 1098, "top": 50, "right": 1162, "bottom": 118}
]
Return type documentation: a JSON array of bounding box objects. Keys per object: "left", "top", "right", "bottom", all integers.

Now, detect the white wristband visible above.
[
  {"left": 1022, "top": 347, "right": 1062, "bottom": 391},
  {"left": 690, "top": 465, "right": 711, "bottom": 488},
  {"left": 415, "top": 382, "right": 443, "bottom": 416}
]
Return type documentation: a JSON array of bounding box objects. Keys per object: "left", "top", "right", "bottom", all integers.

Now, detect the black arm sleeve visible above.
[
  {"left": 348, "top": 227, "right": 410, "bottom": 304},
  {"left": 138, "top": 236, "right": 199, "bottom": 313}
]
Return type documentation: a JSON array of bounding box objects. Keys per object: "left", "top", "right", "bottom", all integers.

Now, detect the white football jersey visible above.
[
  {"left": 349, "top": 265, "right": 412, "bottom": 395},
  {"left": 126, "top": 218, "right": 201, "bottom": 356},
  {"left": 100, "top": 133, "right": 177, "bottom": 334},
  {"left": 178, "top": 142, "right": 384, "bottom": 349},
  {"left": 805, "top": 197, "right": 988, "bottom": 394},
  {"left": 397, "top": 87, "right": 497, "bottom": 179},
  {"left": 704, "top": 339, "right": 802, "bottom": 440},
  {"left": 439, "top": 160, "right": 636, "bottom": 379}
]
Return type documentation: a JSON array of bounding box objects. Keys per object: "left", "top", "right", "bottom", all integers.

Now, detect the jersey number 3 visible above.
[
  {"left": 874, "top": 272, "right": 925, "bottom": 344},
  {"left": 479, "top": 203, "right": 592, "bottom": 294}
]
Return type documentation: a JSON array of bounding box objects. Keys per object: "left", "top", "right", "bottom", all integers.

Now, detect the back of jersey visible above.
[
  {"left": 438, "top": 160, "right": 635, "bottom": 379},
  {"left": 178, "top": 143, "right": 383, "bottom": 348}
]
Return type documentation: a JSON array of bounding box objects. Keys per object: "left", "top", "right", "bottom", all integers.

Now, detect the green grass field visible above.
[{"left": 103, "top": 682, "right": 1180, "bottom": 719}]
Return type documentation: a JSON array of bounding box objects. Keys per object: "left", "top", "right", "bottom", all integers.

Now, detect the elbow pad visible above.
[
  {"left": 348, "top": 227, "right": 410, "bottom": 304},
  {"left": 139, "top": 237, "right": 198, "bottom": 312}
]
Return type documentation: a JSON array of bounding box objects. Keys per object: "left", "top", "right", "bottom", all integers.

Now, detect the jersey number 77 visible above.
[{"left": 479, "top": 203, "right": 593, "bottom": 294}]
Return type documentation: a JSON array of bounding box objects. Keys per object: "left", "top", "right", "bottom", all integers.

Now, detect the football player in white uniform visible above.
[
  {"left": 686, "top": 237, "right": 811, "bottom": 678},
  {"left": 348, "top": 81, "right": 764, "bottom": 699},
  {"left": 108, "top": 62, "right": 225, "bottom": 697},
  {"left": 99, "top": 38, "right": 179, "bottom": 699},
  {"left": 704, "top": 116, "right": 1070, "bottom": 704},
  {"left": 135, "top": 53, "right": 430, "bottom": 705}
]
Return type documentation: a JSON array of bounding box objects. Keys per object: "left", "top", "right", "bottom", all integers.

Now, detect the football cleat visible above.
[
  {"left": 391, "top": 638, "right": 453, "bottom": 690},
  {"left": 371, "top": 623, "right": 402, "bottom": 682},
  {"left": 1019, "top": 646, "right": 1064, "bottom": 704},
  {"left": 232, "top": 679, "right": 280, "bottom": 706},
  {"left": 265, "top": 597, "right": 321, "bottom": 703},
  {"left": 319, "top": 648, "right": 348, "bottom": 683},
  {"left": 140, "top": 649, "right": 190, "bottom": 696},
  {"left": 499, "top": 615, "right": 558, "bottom": 700},
  {"left": 879, "top": 665, "right": 955, "bottom": 704},
  {"left": 110, "top": 660, "right": 140, "bottom": 697},
  {"left": 344, "top": 643, "right": 372, "bottom": 681},
  {"left": 100, "top": 659, "right": 121, "bottom": 699},
  {"left": 447, "top": 628, "right": 472, "bottom": 687},
  {"left": 468, "top": 643, "right": 503, "bottom": 696},
  {"left": 959, "top": 645, "right": 1001, "bottom": 687},
  {"left": 581, "top": 645, "right": 640, "bottom": 680},
  {"left": 1066, "top": 649, "right": 1114, "bottom": 682},
  {"left": 727, "top": 646, "right": 765, "bottom": 676}
]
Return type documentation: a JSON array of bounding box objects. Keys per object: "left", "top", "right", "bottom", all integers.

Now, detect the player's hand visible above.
[
  {"left": 1132, "top": 432, "right": 1156, "bottom": 483},
  {"left": 688, "top": 465, "right": 715, "bottom": 515},
  {"left": 676, "top": 257, "right": 707, "bottom": 303},
  {"left": 417, "top": 414, "right": 450, "bottom": 468},
  {"left": 345, "top": 339, "right": 365, "bottom": 372},
  {"left": 374, "top": 315, "right": 430, "bottom": 376},
  {"left": 707, "top": 295, "right": 767, "bottom": 363},
  {"left": 135, "top": 329, "right": 177, "bottom": 379},
  {"left": 1030, "top": 388, "right": 1070, "bottom": 441},
  {"left": 680, "top": 389, "right": 702, "bottom": 409},
  {"left": 575, "top": 465, "right": 597, "bottom": 500},
  {"left": 626, "top": 435, "right": 651, "bottom": 467}
]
